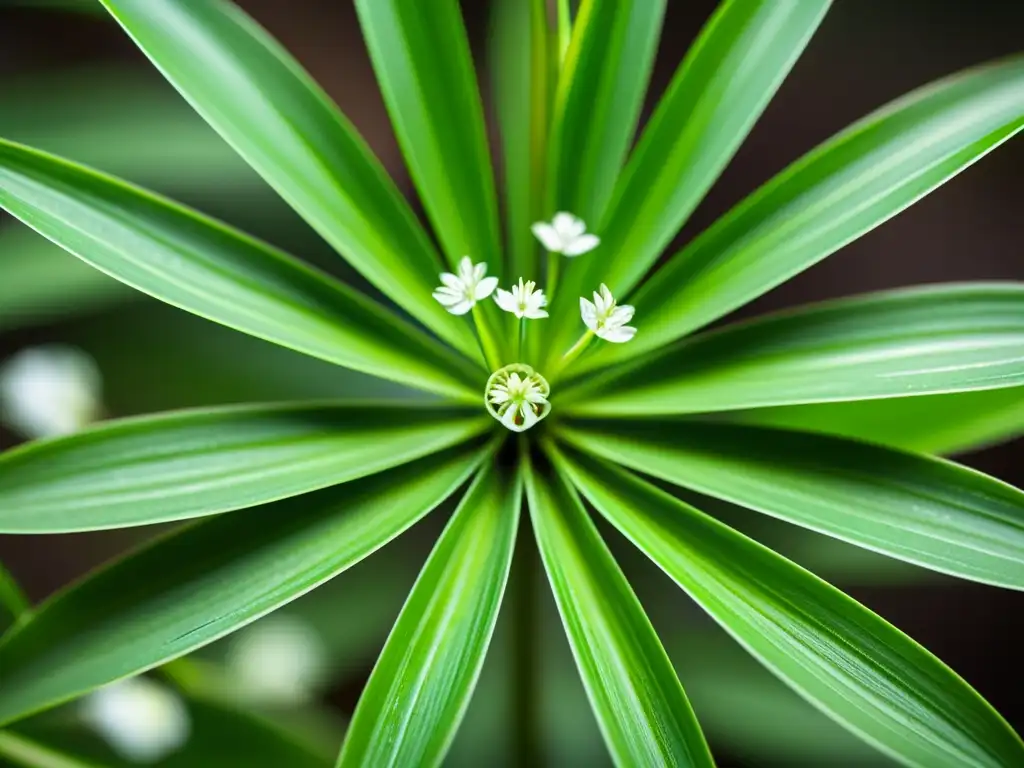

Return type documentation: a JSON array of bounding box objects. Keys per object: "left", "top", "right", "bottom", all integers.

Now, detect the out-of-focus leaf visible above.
[
  {"left": 354, "top": 0, "right": 500, "bottom": 269},
  {"left": 560, "top": 419, "right": 1024, "bottom": 589},
  {"left": 587, "top": 55, "right": 1024, "bottom": 369},
  {"left": 567, "top": 284, "right": 1024, "bottom": 412},
  {"left": 339, "top": 464, "right": 520, "bottom": 767},
  {"left": 98, "top": 0, "right": 480, "bottom": 360},
  {"left": 727, "top": 387, "right": 1024, "bottom": 456},
  {"left": 547, "top": 0, "right": 665, "bottom": 225},
  {"left": 0, "top": 731, "right": 100, "bottom": 768},
  {"left": 0, "top": 562, "right": 29, "bottom": 636},
  {"left": 558, "top": 447, "right": 1024, "bottom": 768},
  {"left": 550, "top": 0, "right": 829, "bottom": 353},
  {"left": 0, "top": 139, "right": 480, "bottom": 399},
  {"left": 0, "top": 404, "right": 487, "bottom": 532},
  {"left": 0, "top": 444, "right": 489, "bottom": 726},
  {"left": 491, "top": 0, "right": 555, "bottom": 279},
  {"left": 525, "top": 453, "right": 713, "bottom": 767}
]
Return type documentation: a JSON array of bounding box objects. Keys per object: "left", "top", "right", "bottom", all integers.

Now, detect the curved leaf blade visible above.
[
  {"left": 567, "top": 283, "right": 1024, "bottom": 414},
  {"left": 0, "top": 732, "right": 100, "bottom": 768},
  {"left": 0, "top": 563, "right": 30, "bottom": 635},
  {"left": 524, "top": 452, "right": 713, "bottom": 767},
  {"left": 338, "top": 463, "right": 520, "bottom": 767},
  {"left": 726, "top": 387, "right": 1024, "bottom": 456},
  {"left": 560, "top": 419, "right": 1024, "bottom": 589},
  {"left": 589, "top": 55, "right": 1024, "bottom": 368},
  {"left": 0, "top": 139, "right": 480, "bottom": 399},
  {"left": 547, "top": 0, "right": 665, "bottom": 225},
  {"left": 556, "top": 447, "right": 1024, "bottom": 768},
  {"left": 354, "top": 0, "right": 500, "bottom": 268},
  {"left": 0, "top": 443, "right": 489, "bottom": 726},
  {"left": 551, "top": 0, "right": 830, "bottom": 347},
  {"left": 97, "top": 0, "right": 480, "bottom": 359},
  {"left": 491, "top": 0, "right": 556, "bottom": 279},
  {"left": 0, "top": 403, "right": 488, "bottom": 533}
]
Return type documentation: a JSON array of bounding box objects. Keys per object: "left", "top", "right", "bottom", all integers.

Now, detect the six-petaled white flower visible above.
[
  {"left": 485, "top": 364, "right": 551, "bottom": 432},
  {"left": 581, "top": 284, "right": 637, "bottom": 343},
  {"left": 531, "top": 212, "right": 600, "bottom": 256},
  {"left": 432, "top": 256, "right": 498, "bottom": 315},
  {"left": 82, "top": 677, "right": 191, "bottom": 764},
  {"left": 494, "top": 278, "right": 549, "bottom": 319}
]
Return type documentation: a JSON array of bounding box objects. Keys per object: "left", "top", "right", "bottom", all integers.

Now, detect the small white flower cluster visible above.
[
  {"left": 485, "top": 364, "right": 551, "bottom": 432},
  {"left": 81, "top": 676, "right": 190, "bottom": 764},
  {"left": 431, "top": 212, "right": 636, "bottom": 342}
]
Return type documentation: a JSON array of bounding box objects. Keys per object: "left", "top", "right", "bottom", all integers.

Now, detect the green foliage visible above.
[{"left": 2, "top": 0, "right": 1023, "bottom": 765}]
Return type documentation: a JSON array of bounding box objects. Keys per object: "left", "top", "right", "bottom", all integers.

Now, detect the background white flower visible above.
[
  {"left": 0, "top": 345, "right": 102, "bottom": 439},
  {"left": 485, "top": 364, "right": 551, "bottom": 432},
  {"left": 531, "top": 212, "right": 600, "bottom": 256},
  {"left": 81, "top": 677, "right": 190, "bottom": 764},
  {"left": 494, "top": 279, "right": 548, "bottom": 319},
  {"left": 581, "top": 284, "right": 637, "bottom": 343},
  {"left": 225, "top": 614, "right": 328, "bottom": 705},
  {"left": 432, "top": 256, "right": 499, "bottom": 315}
]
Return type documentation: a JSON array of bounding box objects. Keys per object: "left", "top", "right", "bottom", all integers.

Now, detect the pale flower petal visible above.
[
  {"left": 562, "top": 232, "right": 600, "bottom": 257},
  {"left": 609, "top": 304, "right": 635, "bottom": 326},
  {"left": 494, "top": 288, "right": 517, "bottom": 313},
  {"left": 433, "top": 257, "right": 495, "bottom": 314},
  {"left": 580, "top": 297, "right": 598, "bottom": 331},
  {"left": 475, "top": 275, "right": 499, "bottom": 300},
  {"left": 531, "top": 221, "right": 563, "bottom": 252},
  {"left": 579, "top": 284, "right": 637, "bottom": 344},
  {"left": 601, "top": 325, "right": 637, "bottom": 343},
  {"left": 553, "top": 211, "right": 583, "bottom": 238}
]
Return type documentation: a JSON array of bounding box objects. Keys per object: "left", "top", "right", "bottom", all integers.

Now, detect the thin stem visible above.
[
  {"left": 557, "top": 0, "right": 572, "bottom": 62},
  {"left": 556, "top": 329, "right": 594, "bottom": 377},
  {"left": 545, "top": 253, "right": 560, "bottom": 300},
  {"left": 472, "top": 304, "right": 503, "bottom": 369},
  {"left": 513, "top": 442, "right": 542, "bottom": 766}
]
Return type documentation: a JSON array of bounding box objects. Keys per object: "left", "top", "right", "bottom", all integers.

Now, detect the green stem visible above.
[
  {"left": 472, "top": 304, "right": 503, "bottom": 369},
  {"left": 512, "top": 455, "right": 542, "bottom": 766},
  {"left": 555, "top": 329, "right": 594, "bottom": 377},
  {"left": 545, "top": 254, "right": 560, "bottom": 301},
  {"left": 0, "top": 731, "right": 97, "bottom": 768},
  {"left": 557, "top": 0, "right": 572, "bottom": 62}
]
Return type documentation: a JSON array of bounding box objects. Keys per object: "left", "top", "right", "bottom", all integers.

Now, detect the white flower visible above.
[
  {"left": 531, "top": 212, "right": 600, "bottom": 256},
  {"left": 225, "top": 614, "right": 328, "bottom": 705},
  {"left": 0, "top": 345, "right": 102, "bottom": 439},
  {"left": 485, "top": 364, "right": 551, "bottom": 432},
  {"left": 494, "top": 278, "right": 548, "bottom": 319},
  {"left": 81, "top": 677, "right": 190, "bottom": 764},
  {"left": 432, "top": 256, "right": 498, "bottom": 315},
  {"left": 580, "top": 284, "right": 637, "bottom": 343}
]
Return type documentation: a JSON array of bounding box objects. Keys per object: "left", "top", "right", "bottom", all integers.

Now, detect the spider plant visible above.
[{"left": 0, "top": 0, "right": 1023, "bottom": 765}]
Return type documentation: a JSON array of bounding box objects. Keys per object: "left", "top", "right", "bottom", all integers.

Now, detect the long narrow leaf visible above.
[
  {"left": 0, "top": 403, "right": 487, "bottom": 533},
  {"left": 557, "top": 447, "right": 1024, "bottom": 768},
  {"left": 586, "top": 55, "right": 1024, "bottom": 369},
  {"left": 560, "top": 419, "right": 1024, "bottom": 589},
  {"left": 0, "top": 732, "right": 100, "bottom": 768},
  {"left": 0, "top": 443, "right": 489, "bottom": 726},
  {"left": 491, "top": 0, "right": 556, "bottom": 279},
  {"left": 338, "top": 463, "right": 520, "bottom": 767},
  {"left": 550, "top": 0, "right": 830, "bottom": 349},
  {"left": 547, "top": 0, "right": 665, "bottom": 225},
  {"left": 0, "top": 563, "right": 30, "bottom": 635},
  {"left": 354, "top": 0, "right": 500, "bottom": 269},
  {"left": 97, "top": 0, "right": 480, "bottom": 359},
  {"left": 726, "top": 387, "right": 1024, "bottom": 456},
  {"left": 0, "top": 139, "right": 480, "bottom": 399},
  {"left": 566, "top": 283, "right": 1024, "bottom": 412},
  {"left": 524, "top": 452, "right": 713, "bottom": 766}
]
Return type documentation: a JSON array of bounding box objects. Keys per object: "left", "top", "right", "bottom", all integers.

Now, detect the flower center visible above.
[{"left": 485, "top": 364, "right": 551, "bottom": 432}]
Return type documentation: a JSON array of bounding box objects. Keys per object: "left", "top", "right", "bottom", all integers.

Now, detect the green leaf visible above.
[
  {"left": 550, "top": 0, "right": 830, "bottom": 352},
  {"left": 0, "top": 562, "right": 30, "bottom": 635},
  {"left": 547, "top": 0, "right": 665, "bottom": 224},
  {"left": 13, "top": 689, "right": 334, "bottom": 768},
  {"left": 556, "top": 447, "right": 1024, "bottom": 768},
  {"left": 0, "top": 732, "right": 101, "bottom": 768},
  {"left": 560, "top": 419, "right": 1024, "bottom": 589},
  {"left": 566, "top": 283, "right": 1024, "bottom": 414},
  {"left": 727, "top": 386, "right": 1024, "bottom": 456},
  {"left": 0, "top": 403, "right": 487, "bottom": 533},
  {"left": 491, "top": 0, "right": 556, "bottom": 280},
  {"left": 588, "top": 55, "right": 1024, "bottom": 369},
  {"left": 97, "top": 0, "right": 479, "bottom": 360},
  {"left": 0, "top": 443, "right": 489, "bottom": 726},
  {"left": 0, "top": 139, "right": 479, "bottom": 399},
  {"left": 524, "top": 451, "right": 713, "bottom": 766},
  {"left": 354, "top": 0, "right": 500, "bottom": 269},
  {"left": 338, "top": 463, "right": 520, "bottom": 767}
]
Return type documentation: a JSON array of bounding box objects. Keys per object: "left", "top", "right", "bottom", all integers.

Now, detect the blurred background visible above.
[{"left": 0, "top": 1, "right": 1021, "bottom": 765}]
